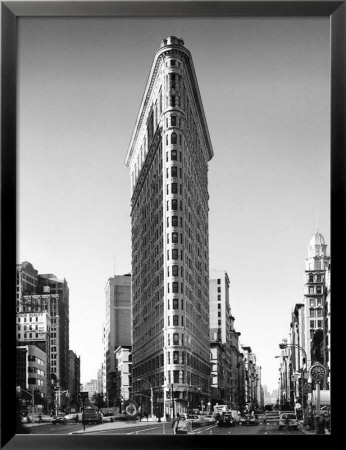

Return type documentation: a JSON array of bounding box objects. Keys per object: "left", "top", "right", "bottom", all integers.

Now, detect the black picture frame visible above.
[{"left": 1, "top": 1, "right": 344, "bottom": 448}]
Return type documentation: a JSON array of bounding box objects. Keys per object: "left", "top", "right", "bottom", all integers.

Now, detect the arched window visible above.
[{"left": 171, "top": 132, "right": 177, "bottom": 144}]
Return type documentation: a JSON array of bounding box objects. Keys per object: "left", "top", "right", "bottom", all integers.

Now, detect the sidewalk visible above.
[{"left": 72, "top": 419, "right": 168, "bottom": 434}]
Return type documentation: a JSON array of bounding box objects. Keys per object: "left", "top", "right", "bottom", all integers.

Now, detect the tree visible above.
[{"left": 91, "top": 393, "right": 105, "bottom": 410}]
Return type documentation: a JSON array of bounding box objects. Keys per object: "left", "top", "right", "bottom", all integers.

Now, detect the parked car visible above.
[
  {"left": 37, "top": 414, "right": 53, "bottom": 423},
  {"left": 51, "top": 414, "right": 67, "bottom": 425},
  {"left": 102, "top": 414, "right": 116, "bottom": 423},
  {"left": 26, "top": 413, "right": 51, "bottom": 423},
  {"left": 186, "top": 414, "right": 201, "bottom": 427},
  {"left": 240, "top": 414, "right": 256, "bottom": 426},
  {"left": 196, "top": 415, "right": 212, "bottom": 427},
  {"left": 202, "top": 414, "right": 216, "bottom": 425},
  {"left": 64, "top": 413, "right": 79, "bottom": 423},
  {"left": 218, "top": 413, "right": 236, "bottom": 427},
  {"left": 278, "top": 412, "right": 298, "bottom": 431}
]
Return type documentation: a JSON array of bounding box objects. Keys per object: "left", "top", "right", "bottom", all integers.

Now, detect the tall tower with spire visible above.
[{"left": 302, "top": 230, "right": 330, "bottom": 382}]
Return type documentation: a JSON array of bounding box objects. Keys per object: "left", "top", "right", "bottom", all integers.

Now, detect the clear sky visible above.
[{"left": 18, "top": 16, "right": 330, "bottom": 392}]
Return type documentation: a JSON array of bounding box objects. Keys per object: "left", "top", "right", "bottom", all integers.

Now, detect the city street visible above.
[{"left": 23, "top": 420, "right": 305, "bottom": 436}]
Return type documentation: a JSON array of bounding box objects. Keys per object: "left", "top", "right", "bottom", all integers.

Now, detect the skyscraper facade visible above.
[
  {"left": 302, "top": 230, "right": 330, "bottom": 387},
  {"left": 16, "top": 263, "right": 70, "bottom": 401},
  {"left": 209, "top": 270, "right": 231, "bottom": 406},
  {"left": 126, "top": 36, "right": 213, "bottom": 415},
  {"left": 103, "top": 275, "right": 131, "bottom": 405}
]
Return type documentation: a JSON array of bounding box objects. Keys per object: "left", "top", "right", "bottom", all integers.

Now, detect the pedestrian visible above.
[
  {"left": 173, "top": 414, "right": 192, "bottom": 435},
  {"left": 315, "top": 416, "right": 324, "bottom": 434},
  {"left": 166, "top": 413, "right": 170, "bottom": 422},
  {"left": 171, "top": 413, "right": 180, "bottom": 433}
]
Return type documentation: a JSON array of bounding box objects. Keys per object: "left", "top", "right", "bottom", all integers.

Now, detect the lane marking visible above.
[
  {"left": 126, "top": 426, "right": 160, "bottom": 435},
  {"left": 191, "top": 425, "right": 218, "bottom": 434}
]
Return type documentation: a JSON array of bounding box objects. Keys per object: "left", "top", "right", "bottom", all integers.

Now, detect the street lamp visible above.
[
  {"left": 54, "top": 389, "right": 69, "bottom": 416},
  {"left": 134, "top": 377, "right": 153, "bottom": 419},
  {"left": 279, "top": 341, "right": 307, "bottom": 425}
]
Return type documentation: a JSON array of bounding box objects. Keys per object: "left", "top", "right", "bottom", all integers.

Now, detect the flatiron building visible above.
[{"left": 126, "top": 36, "right": 213, "bottom": 415}]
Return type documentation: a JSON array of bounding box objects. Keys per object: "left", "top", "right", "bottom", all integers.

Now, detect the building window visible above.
[
  {"left": 171, "top": 166, "right": 178, "bottom": 177},
  {"left": 317, "top": 298, "right": 322, "bottom": 306},
  {"left": 317, "top": 308, "right": 322, "bottom": 317},
  {"left": 309, "top": 309, "right": 315, "bottom": 317},
  {"left": 309, "top": 274, "right": 314, "bottom": 282},
  {"left": 172, "top": 282, "right": 179, "bottom": 293},
  {"left": 171, "top": 199, "right": 178, "bottom": 210},
  {"left": 218, "top": 320, "right": 221, "bottom": 325},
  {"left": 217, "top": 279, "right": 221, "bottom": 284},
  {"left": 309, "top": 287, "right": 314, "bottom": 294},
  {"left": 173, "top": 298, "right": 179, "bottom": 309},
  {"left": 171, "top": 150, "right": 177, "bottom": 161},
  {"left": 172, "top": 265, "right": 179, "bottom": 276},
  {"left": 171, "top": 116, "right": 177, "bottom": 126},
  {"left": 172, "top": 232, "right": 178, "bottom": 243},
  {"left": 317, "top": 320, "right": 322, "bottom": 328},
  {"left": 173, "top": 333, "right": 179, "bottom": 345},
  {"left": 173, "top": 370, "right": 179, "bottom": 383},
  {"left": 310, "top": 299, "right": 315, "bottom": 307},
  {"left": 218, "top": 312, "right": 221, "bottom": 317},
  {"left": 171, "top": 132, "right": 177, "bottom": 144},
  {"left": 171, "top": 183, "right": 178, "bottom": 194},
  {"left": 173, "top": 351, "right": 179, "bottom": 364},
  {"left": 316, "top": 286, "right": 322, "bottom": 294},
  {"left": 173, "top": 315, "right": 179, "bottom": 326},
  {"left": 172, "top": 249, "right": 178, "bottom": 259},
  {"left": 310, "top": 320, "right": 315, "bottom": 328},
  {"left": 171, "top": 60, "right": 176, "bottom": 66},
  {"left": 172, "top": 216, "right": 178, "bottom": 227},
  {"left": 217, "top": 287, "right": 221, "bottom": 293}
]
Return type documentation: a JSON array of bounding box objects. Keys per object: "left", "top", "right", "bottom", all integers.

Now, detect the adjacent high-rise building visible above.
[
  {"left": 103, "top": 275, "right": 131, "bottom": 405},
  {"left": 126, "top": 36, "right": 213, "bottom": 416},
  {"left": 209, "top": 270, "right": 232, "bottom": 406},
  {"left": 16, "top": 262, "right": 70, "bottom": 413},
  {"left": 302, "top": 230, "right": 330, "bottom": 376},
  {"left": 68, "top": 350, "right": 81, "bottom": 411}
]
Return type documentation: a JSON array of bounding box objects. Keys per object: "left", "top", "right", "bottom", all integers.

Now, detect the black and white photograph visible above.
[{"left": 2, "top": 0, "right": 344, "bottom": 448}]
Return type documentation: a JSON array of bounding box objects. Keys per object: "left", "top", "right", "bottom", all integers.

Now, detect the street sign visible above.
[{"left": 309, "top": 362, "right": 326, "bottom": 383}]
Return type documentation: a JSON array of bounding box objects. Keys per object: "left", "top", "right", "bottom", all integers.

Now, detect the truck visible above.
[{"left": 82, "top": 406, "right": 102, "bottom": 424}]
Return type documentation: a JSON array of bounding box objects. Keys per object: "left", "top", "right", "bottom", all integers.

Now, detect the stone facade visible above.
[{"left": 126, "top": 36, "right": 213, "bottom": 416}]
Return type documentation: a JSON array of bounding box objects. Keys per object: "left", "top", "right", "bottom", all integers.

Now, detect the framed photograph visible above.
[{"left": 2, "top": 1, "right": 344, "bottom": 448}]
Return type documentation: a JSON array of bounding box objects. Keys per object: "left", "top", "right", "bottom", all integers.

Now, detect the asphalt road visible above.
[{"left": 23, "top": 421, "right": 304, "bottom": 436}]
